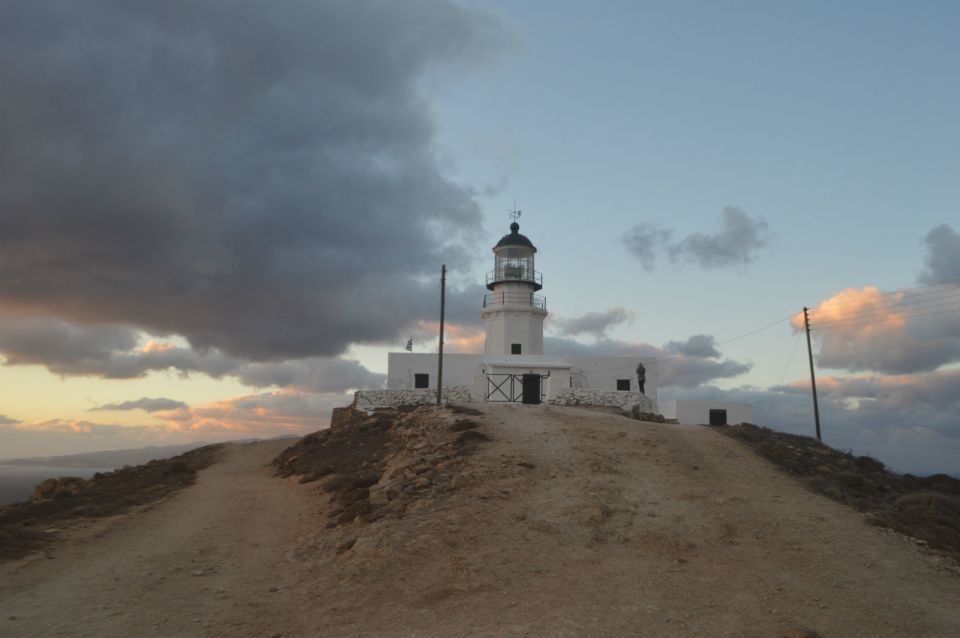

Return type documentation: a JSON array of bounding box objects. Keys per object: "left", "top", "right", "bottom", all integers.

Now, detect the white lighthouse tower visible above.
[
  {"left": 379, "top": 213, "right": 658, "bottom": 411},
  {"left": 482, "top": 220, "right": 547, "bottom": 356}
]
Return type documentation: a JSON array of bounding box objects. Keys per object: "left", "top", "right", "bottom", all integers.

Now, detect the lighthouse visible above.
[
  {"left": 482, "top": 221, "right": 547, "bottom": 356},
  {"left": 378, "top": 214, "right": 658, "bottom": 411}
]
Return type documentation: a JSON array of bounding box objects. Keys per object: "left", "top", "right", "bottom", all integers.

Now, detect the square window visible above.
[
  {"left": 511, "top": 343, "right": 522, "bottom": 355},
  {"left": 616, "top": 379, "right": 631, "bottom": 391},
  {"left": 414, "top": 373, "right": 429, "bottom": 389}
]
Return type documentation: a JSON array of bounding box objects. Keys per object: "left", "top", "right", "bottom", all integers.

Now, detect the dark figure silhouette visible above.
[{"left": 636, "top": 362, "right": 646, "bottom": 394}]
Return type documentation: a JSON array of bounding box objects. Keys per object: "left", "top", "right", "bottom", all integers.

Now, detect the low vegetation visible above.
[
  {"left": 272, "top": 404, "right": 491, "bottom": 529},
  {"left": 0, "top": 445, "right": 223, "bottom": 560},
  {"left": 720, "top": 423, "right": 960, "bottom": 562}
]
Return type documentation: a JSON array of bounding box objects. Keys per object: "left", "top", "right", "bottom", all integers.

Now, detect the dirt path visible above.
[
  {"left": 2, "top": 406, "right": 959, "bottom": 637},
  {"left": 0, "top": 440, "right": 316, "bottom": 638}
]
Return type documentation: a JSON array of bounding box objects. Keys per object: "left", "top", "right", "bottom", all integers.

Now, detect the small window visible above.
[
  {"left": 616, "top": 379, "right": 631, "bottom": 391},
  {"left": 414, "top": 373, "right": 429, "bottom": 389},
  {"left": 511, "top": 343, "right": 522, "bottom": 355}
]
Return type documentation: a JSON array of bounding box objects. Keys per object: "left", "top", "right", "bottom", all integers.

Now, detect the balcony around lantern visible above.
[
  {"left": 483, "top": 291, "right": 546, "bottom": 310},
  {"left": 485, "top": 267, "right": 543, "bottom": 291}
]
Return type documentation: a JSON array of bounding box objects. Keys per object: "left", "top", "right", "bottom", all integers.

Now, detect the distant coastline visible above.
[{"left": 0, "top": 465, "right": 111, "bottom": 506}]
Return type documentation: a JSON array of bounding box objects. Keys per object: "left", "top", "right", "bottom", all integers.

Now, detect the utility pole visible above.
[
  {"left": 437, "top": 264, "right": 446, "bottom": 405},
  {"left": 803, "top": 307, "right": 822, "bottom": 442}
]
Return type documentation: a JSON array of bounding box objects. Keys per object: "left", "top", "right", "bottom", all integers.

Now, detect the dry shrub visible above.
[{"left": 719, "top": 423, "right": 960, "bottom": 562}]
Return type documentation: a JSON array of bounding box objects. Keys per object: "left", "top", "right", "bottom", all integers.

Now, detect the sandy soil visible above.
[{"left": 2, "top": 406, "right": 959, "bottom": 637}]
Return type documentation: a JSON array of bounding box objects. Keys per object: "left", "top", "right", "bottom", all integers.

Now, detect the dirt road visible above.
[
  {"left": 0, "top": 440, "right": 316, "bottom": 637},
  {"left": 2, "top": 405, "right": 959, "bottom": 637}
]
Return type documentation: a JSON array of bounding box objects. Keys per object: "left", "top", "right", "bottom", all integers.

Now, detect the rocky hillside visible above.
[
  {"left": 267, "top": 404, "right": 960, "bottom": 637},
  {"left": 720, "top": 423, "right": 960, "bottom": 562}
]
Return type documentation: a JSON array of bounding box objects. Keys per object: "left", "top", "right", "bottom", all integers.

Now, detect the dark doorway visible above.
[
  {"left": 521, "top": 374, "right": 541, "bottom": 404},
  {"left": 414, "top": 373, "right": 429, "bottom": 389},
  {"left": 709, "top": 409, "right": 728, "bottom": 426}
]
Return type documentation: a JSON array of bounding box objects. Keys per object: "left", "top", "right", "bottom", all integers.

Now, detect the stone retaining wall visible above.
[
  {"left": 355, "top": 386, "right": 473, "bottom": 411},
  {"left": 548, "top": 388, "right": 657, "bottom": 413}
]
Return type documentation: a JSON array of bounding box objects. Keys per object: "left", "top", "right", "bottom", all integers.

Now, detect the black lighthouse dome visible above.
[{"left": 494, "top": 222, "right": 537, "bottom": 251}]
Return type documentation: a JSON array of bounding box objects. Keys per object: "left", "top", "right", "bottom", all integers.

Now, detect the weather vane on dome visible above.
[{"left": 509, "top": 208, "right": 522, "bottom": 223}]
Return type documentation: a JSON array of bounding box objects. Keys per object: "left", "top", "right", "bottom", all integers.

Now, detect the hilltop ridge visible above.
[{"left": 2, "top": 405, "right": 959, "bottom": 637}]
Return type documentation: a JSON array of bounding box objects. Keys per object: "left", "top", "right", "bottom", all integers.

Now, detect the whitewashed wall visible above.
[
  {"left": 549, "top": 388, "right": 657, "bottom": 413},
  {"left": 566, "top": 356, "right": 658, "bottom": 405},
  {"left": 482, "top": 300, "right": 547, "bottom": 356},
  {"left": 661, "top": 400, "right": 753, "bottom": 425},
  {"left": 387, "top": 353, "right": 483, "bottom": 392},
  {"left": 355, "top": 386, "right": 472, "bottom": 411}
]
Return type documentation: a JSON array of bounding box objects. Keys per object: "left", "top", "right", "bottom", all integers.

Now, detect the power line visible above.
[
  {"left": 760, "top": 331, "right": 804, "bottom": 425},
  {"left": 655, "top": 311, "right": 799, "bottom": 365},
  {"left": 557, "top": 311, "right": 799, "bottom": 374},
  {"left": 805, "top": 279, "right": 960, "bottom": 312},
  {"left": 811, "top": 304, "right": 960, "bottom": 331},
  {"left": 807, "top": 287, "right": 960, "bottom": 321},
  {"left": 809, "top": 297, "right": 960, "bottom": 326}
]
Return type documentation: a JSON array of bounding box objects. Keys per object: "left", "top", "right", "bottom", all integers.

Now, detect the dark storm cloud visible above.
[
  {"left": 624, "top": 208, "right": 770, "bottom": 271},
  {"left": 543, "top": 335, "right": 751, "bottom": 388},
  {"left": 917, "top": 224, "right": 960, "bottom": 285},
  {"left": 775, "top": 370, "right": 960, "bottom": 415},
  {"left": 0, "top": 1, "right": 513, "bottom": 361},
  {"left": 552, "top": 308, "right": 634, "bottom": 338},
  {"left": 664, "top": 334, "right": 722, "bottom": 358},
  {"left": 90, "top": 397, "right": 189, "bottom": 413},
  {"left": 662, "top": 380, "right": 960, "bottom": 475},
  {"left": 234, "top": 358, "right": 385, "bottom": 393},
  {"left": 0, "top": 315, "right": 384, "bottom": 392},
  {"left": 622, "top": 223, "right": 672, "bottom": 272},
  {"left": 667, "top": 207, "right": 770, "bottom": 269}
]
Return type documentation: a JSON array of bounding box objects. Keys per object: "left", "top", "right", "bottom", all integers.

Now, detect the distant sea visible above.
[{"left": 0, "top": 466, "right": 112, "bottom": 506}]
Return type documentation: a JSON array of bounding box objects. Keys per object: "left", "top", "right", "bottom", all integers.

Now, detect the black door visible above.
[
  {"left": 521, "top": 374, "right": 541, "bottom": 404},
  {"left": 709, "top": 409, "right": 728, "bottom": 426}
]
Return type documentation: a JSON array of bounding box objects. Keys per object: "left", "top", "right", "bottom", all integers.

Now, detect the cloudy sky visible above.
[{"left": 1, "top": 1, "right": 958, "bottom": 474}]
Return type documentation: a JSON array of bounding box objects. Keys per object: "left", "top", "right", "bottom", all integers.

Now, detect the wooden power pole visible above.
[
  {"left": 803, "top": 307, "right": 822, "bottom": 442},
  {"left": 437, "top": 264, "right": 446, "bottom": 405}
]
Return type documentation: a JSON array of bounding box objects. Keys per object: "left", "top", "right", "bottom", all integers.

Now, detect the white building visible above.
[
  {"left": 660, "top": 400, "right": 753, "bottom": 426},
  {"left": 361, "top": 221, "right": 658, "bottom": 412}
]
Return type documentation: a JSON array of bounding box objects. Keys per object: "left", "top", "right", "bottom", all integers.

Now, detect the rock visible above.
[
  {"left": 369, "top": 488, "right": 389, "bottom": 507},
  {"left": 414, "top": 477, "right": 431, "bottom": 490},
  {"left": 451, "top": 474, "right": 472, "bottom": 490},
  {"left": 191, "top": 569, "right": 205, "bottom": 577}
]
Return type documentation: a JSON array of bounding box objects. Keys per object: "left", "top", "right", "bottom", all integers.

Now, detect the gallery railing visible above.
[{"left": 482, "top": 292, "right": 546, "bottom": 309}]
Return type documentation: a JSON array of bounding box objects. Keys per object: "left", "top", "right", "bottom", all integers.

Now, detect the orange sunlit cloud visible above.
[
  {"left": 792, "top": 287, "right": 907, "bottom": 332},
  {"left": 414, "top": 320, "right": 484, "bottom": 353},
  {"left": 153, "top": 389, "right": 338, "bottom": 435},
  {"left": 142, "top": 339, "right": 177, "bottom": 353}
]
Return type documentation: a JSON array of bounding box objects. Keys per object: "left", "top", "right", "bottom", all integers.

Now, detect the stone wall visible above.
[
  {"left": 355, "top": 386, "right": 473, "bottom": 411},
  {"left": 548, "top": 388, "right": 657, "bottom": 413}
]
